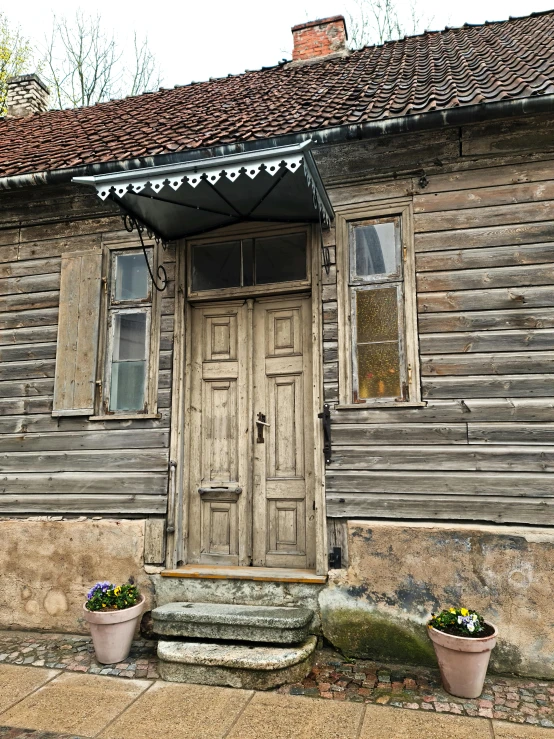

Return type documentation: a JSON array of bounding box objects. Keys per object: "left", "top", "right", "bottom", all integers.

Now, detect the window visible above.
[
  {"left": 339, "top": 205, "right": 421, "bottom": 406},
  {"left": 102, "top": 248, "right": 155, "bottom": 414},
  {"left": 189, "top": 230, "right": 309, "bottom": 296}
]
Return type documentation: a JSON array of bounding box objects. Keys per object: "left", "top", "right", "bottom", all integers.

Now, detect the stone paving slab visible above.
[
  {"left": 0, "top": 730, "right": 85, "bottom": 739},
  {"left": 0, "top": 672, "right": 149, "bottom": 737},
  {"left": 1, "top": 631, "right": 554, "bottom": 730}
]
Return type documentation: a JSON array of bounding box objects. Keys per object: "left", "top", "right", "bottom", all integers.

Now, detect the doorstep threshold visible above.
[{"left": 161, "top": 564, "right": 327, "bottom": 584}]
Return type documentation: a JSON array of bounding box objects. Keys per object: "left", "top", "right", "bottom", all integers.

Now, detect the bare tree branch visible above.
[
  {"left": 42, "top": 12, "right": 160, "bottom": 109},
  {"left": 346, "top": 0, "right": 435, "bottom": 49}
]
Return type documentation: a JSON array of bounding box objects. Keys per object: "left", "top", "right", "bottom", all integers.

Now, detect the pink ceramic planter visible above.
[
  {"left": 428, "top": 622, "right": 498, "bottom": 699},
  {"left": 83, "top": 595, "right": 145, "bottom": 664}
]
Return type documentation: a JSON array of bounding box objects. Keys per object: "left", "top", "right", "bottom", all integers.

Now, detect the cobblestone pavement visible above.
[
  {"left": 0, "top": 631, "right": 158, "bottom": 680},
  {"left": 1, "top": 632, "right": 553, "bottom": 729},
  {"left": 277, "top": 647, "right": 554, "bottom": 729}
]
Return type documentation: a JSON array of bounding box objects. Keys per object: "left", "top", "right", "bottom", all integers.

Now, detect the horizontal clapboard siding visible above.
[
  {"left": 324, "top": 134, "right": 554, "bottom": 526},
  {"left": 0, "top": 184, "right": 175, "bottom": 517}
]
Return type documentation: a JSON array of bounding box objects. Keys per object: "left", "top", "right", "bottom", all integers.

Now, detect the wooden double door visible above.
[{"left": 186, "top": 294, "right": 315, "bottom": 569}]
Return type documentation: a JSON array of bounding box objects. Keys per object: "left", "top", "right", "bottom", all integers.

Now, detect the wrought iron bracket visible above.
[
  {"left": 318, "top": 403, "right": 332, "bottom": 464},
  {"left": 121, "top": 213, "right": 169, "bottom": 292}
]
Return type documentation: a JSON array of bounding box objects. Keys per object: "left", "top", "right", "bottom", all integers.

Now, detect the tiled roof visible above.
[{"left": 2, "top": 11, "right": 554, "bottom": 179}]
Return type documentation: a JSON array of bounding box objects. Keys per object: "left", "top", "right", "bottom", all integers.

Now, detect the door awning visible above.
[{"left": 73, "top": 140, "right": 334, "bottom": 242}]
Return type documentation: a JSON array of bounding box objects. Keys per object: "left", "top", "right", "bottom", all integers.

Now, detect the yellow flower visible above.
[
  {"left": 102, "top": 604, "right": 106, "bottom": 608},
  {"left": 460, "top": 608, "right": 469, "bottom": 617},
  {"left": 449, "top": 608, "right": 456, "bottom": 614},
  {"left": 114, "top": 587, "right": 121, "bottom": 596}
]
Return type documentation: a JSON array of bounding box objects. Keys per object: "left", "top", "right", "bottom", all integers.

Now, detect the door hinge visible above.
[
  {"left": 318, "top": 404, "right": 331, "bottom": 464},
  {"left": 329, "top": 546, "right": 342, "bottom": 569}
]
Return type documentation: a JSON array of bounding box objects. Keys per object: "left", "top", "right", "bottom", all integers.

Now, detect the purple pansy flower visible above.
[{"left": 87, "top": 581, "right": 114, "bottom": 600}]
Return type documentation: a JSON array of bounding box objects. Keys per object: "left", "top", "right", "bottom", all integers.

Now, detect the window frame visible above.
[
  {"left": 92, "top": 240, "right": 162, "bottom": 419},
  {"left": 186, "top": 223, "right": 312, "bottom": 301},
  {"left": 336, "top": 200, "right": 423, "bottom": 408}
]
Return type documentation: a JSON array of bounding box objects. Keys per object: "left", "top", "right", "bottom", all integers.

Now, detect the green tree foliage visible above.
[{"left": 0, "top": 14, "right": 34, "bottom": 115}]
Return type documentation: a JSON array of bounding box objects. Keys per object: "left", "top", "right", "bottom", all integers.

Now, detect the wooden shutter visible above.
[{"left": 53, "top": 251, "right": 103, "bottom": 416}]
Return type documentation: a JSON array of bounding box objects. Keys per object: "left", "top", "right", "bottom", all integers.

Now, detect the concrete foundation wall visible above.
[
  {"left": 320, "top": 521, "right": 554, "bottom": 679},
  {"left": 0, "top": 519, "right": 154, "bottom": 633}
]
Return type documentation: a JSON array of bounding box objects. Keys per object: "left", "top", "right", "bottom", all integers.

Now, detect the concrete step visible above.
[
  {"left": 152, "top": 601, "right": 314, "bottom": 644},
  {"left": 157, "top": 635, "right": 317, "bottom": 689}
]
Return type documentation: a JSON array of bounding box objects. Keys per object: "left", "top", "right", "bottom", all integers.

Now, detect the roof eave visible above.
[{"left": 1, "top": 93, "right": 553, "bottom": 191}]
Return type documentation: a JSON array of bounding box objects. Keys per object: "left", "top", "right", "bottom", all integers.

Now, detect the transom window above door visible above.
[{"left": 188, "top": 228, "right": 310, "bottom": 298}]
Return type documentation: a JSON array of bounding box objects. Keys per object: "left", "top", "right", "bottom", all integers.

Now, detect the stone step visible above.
[
  {"left": 157, "top": 635, "right": 317, "bottom": 689},
  {"left": 152, "top": 601, "right": 314, "bottom": 644}
]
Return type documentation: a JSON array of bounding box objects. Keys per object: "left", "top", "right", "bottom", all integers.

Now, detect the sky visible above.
[{"left": 4, "top": 0, "right": 554, "bottom": 91}]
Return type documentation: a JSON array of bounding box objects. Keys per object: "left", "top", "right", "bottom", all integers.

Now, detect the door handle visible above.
[
  {"left": 198, "top": 486, "right": 243, "bottom": 495},
  {"left": 256, "top": 412, "right": 270, "bottom": 443}
]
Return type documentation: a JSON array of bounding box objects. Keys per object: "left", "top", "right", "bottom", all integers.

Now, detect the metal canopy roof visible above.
[{"left": 73, "top": 140, "right": 334, "bottom": 242}]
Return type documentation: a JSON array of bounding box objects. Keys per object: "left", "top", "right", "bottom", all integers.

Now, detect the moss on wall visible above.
[{"left": 321, "top": 606, "right": 436, "bottom": 666}]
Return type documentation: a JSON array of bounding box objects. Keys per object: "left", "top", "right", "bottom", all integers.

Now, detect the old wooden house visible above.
[{"left": 1, "top": 11, "right": 554, "bottom": 684}]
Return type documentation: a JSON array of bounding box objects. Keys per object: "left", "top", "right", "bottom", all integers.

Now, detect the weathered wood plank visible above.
[
  {"left": 0, "top": 472, "right": 167, "bottom": 495},
  {"left": 329, "top": 444, "right": 554, "bottom": 471},
  {"left": 415, "top": 201, "right": 554, "bottom": 235},
  {"left": 332, "top": 398, "right": 554, "bottom": 423},
  {"left": 418, "top": 263, "right": 554, "bottom": 293},
  {"left": 418, "top": 286, "right": 554, "bottom": 313},
  {"left": 415, "top": 221, "right": 554, "bottom": 253},
  {"left": 0, "top": 397, "right": 52, "bottom": 415},
  {"left": 416, "top": 242, "right": 554, "bottom": 273},
  {"left": 18, "top": 234, "right": 103, "bottom": 261},
  {"left": 420, "top": 329, "right": 554, "bottom": 354},
  {"left": 418, "top": 307, "right": 554, "bottom": 333},
  {"left": 0, "top": 411, "right": 170, "bottom": 434},
  {"left": 414, "top": 159, "right": 554, "bottom": 196},
  {"left": 326, "top": 493, "right": 554, "bottom": 525},
  {"left": 19, "top": 216, "right": 120, "bottom": 244},
  {"left": 0, "top": 342, "right": 57, "bottom": 362},
  {"left": 326, "top": 469, "right": 554, "bottom": 496},
  {"left": 0, "top": 359, "right": 56, "bottom": 381},
  {"left": 0, "top": 429, "right": 169, "bottom": 452},
  {"left": 0, "top": 257, "right": 61, "bottom": 279},
  {"left": 414, "top": 180, "right": 554, "bottom": 214},
  {"left": 0, "top": 273, "right": 60, "bottom": 297},
  {"left": 0, "top": 449, "right": 168, "bottom": 472},
  {"left": 423, "top": 374, "right": 554, "bottom": 399},
  {"left": 328, "top": 178, "right": 413, "bottom": 207},
  {"left": 468, "top": 424, "right": 554, "bottom": 445},
  {"left": 0, "top": 326, "right": 58, "bottom": 345},
  {"left": 0, "top": 291, "right": 59, "bottom": 313},
  {"left": 0, "top": 307, "right": 59, "bottom": 330},
  {"left": 144, "top": 518, "right": 166, "bottom": 564},
  {"left": 0, "top": 494, "right": 167, "bottom": 515},
  {"left": 421, "top": 351, "right": 554, "bottom": 376},
  {"left": 0, "top": 378, "right": 54, "bottom": 398},
  {"left": 462, "top": 115, "right": 554, "bottom": 157},
  {"left": 331, "top": 423, "right": 467, "bottom": 444}
]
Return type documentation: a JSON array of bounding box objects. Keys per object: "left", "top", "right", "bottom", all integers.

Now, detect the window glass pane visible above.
[
  {"left": 356, "top": 287, "right": 399, "bottom": 344},
  {"left": 357, "top": 342, "right": 401, "bottom": 399},
  {"left": 115, "top": 253, "right": 149, "bottom": 300},
  {"left": 110, "top": 361, "right": 146, "bottom": 411},
  {"left": 112, "top": 312, "right": 147, "bottom": 361},
  {"left": 353, "top": 220, "right": 399, "bottom": 278},
  {"left": 192, "top": 241, "right": 241, "bottom": 291},
  {"left": 255, "top": 233, "right": 306, "bottom": 285}
]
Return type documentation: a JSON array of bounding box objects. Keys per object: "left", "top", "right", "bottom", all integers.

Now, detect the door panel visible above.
[
  {"left": 188, "top": 302, "right": 250, "bottom": 565},
  {"left": 253, "top": 295, "right": 315, "bottom": 569}
]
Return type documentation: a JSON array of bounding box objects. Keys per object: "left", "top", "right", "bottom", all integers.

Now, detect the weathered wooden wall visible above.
[
  {"left": 0, "top": 185, "right": 172, "bottom": 518},
  {"left": 316, "top": 112, "right": 554, "bottom": 527}
]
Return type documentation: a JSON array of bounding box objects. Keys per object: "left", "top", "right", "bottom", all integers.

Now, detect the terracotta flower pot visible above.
[
  {"left": 83, "top": 595, "right": 145, "bottom": 665},
  {"left": 428, "top": 622, "right": 497, "bottom": 699}
]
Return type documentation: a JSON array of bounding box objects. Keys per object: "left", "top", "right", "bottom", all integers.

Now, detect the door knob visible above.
[{"left": 256, "top": 412, "right": 270, "bottom": 443}]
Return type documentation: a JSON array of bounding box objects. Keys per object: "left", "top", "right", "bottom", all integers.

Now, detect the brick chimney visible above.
[
  {"left": 291, "top": 16, "right": 347, "bottom": 62},
  {"left": 6, "top": 74, "right": 50, "bottom": 118}
]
